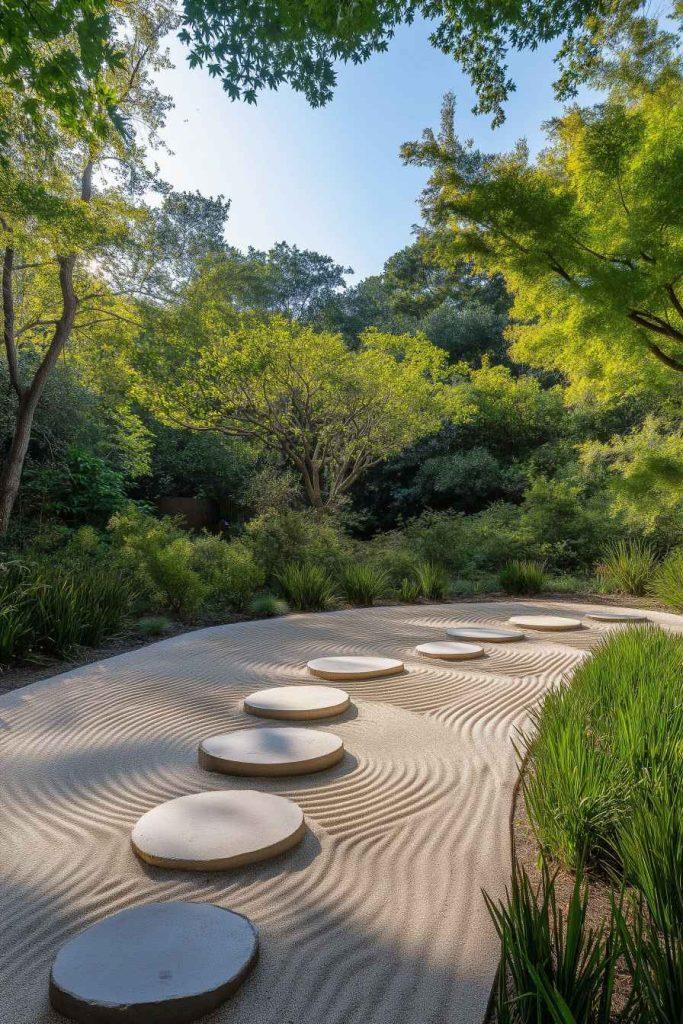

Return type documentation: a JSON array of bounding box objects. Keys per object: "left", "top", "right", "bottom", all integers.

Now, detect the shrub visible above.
[
  {"left": 523, "top": 627, "right": 683, "bottom": 871},
  {"left": 650, "top": 547, "right": 683, "bottom": 610},
  {"left": 397, "top": 576, "right": 422, "bottom": 603},
  {"left": 596, "top": 539, "right": 658, "bottom": 596},
  {"left": 277, "top": 562, "right": 335, "bottom": 611},
  {"left": 413, "top": 561, "right": 450, "bottom": 600},
  {"left": 485, "top": 858, "right": 618, "bottom": 1024},
  {"left": 338, "top": 564, "right": 388, "bottom": 607},
  {"left": 249, "top": 594, "right": 289, "bottom": 617},
  {"left": 136, "top": 616, "right": 173, "bottom": 637},
  {"left": 499, "top": 559, "right": 546, "bottom": 595},
  {"left": 191, "top": 535, "right": 265, "bottom": 611},
  {"left": 245, "top": 510, "right": 351, "bottom": 579}
]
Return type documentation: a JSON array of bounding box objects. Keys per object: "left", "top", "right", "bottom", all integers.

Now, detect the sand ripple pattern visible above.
[{"left": 0, "top": 598, "right": 679, "bottom": 1024}]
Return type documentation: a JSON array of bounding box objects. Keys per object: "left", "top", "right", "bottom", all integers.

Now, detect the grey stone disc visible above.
[
  {"left": 509, "top": 614, "right": 582, "bottom": 631},
  {"left": 583, "top": 611, "right": 649, "bottom": 623},
  {"left": 244, "top": 684, "right": 350, "bottom": 720},
  {"left": 307, "top": 655, "right": 404, "bottom": 681},
  {"left": 131, "top": 790, "right": 305, "bottom": 870},
  {"left": 416, "top": 641, "right": 484, "bottom": 660},
  {"left": 49, "top": 901, "right": 258, "bottom": 1024},
  {"left": 446, "top": 625, "right": 525, "bottom": 643},
  {"left": 198, "top": 727, "right": 344, "bottom": 776}
]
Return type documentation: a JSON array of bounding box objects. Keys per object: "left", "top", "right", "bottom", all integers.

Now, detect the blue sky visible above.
[{"left": 154, "top": 20, "right": 580, "bottom": 281}]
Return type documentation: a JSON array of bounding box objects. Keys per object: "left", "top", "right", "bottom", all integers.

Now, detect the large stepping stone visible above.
[
  {"left": 49, "top": 901, "right": 258, "bottom": 1024},
  {"left": 244, "top": 684, "right": 350, "bottom": 720},
  {"left": 199, "top": 727, "right": 344, "bottom": 776},
  {"left": 584, "top": 611, "right": 649, "bottom": 623},
  {"left": 509, "top": 614, "right": 582, "bottom": 632},
  {"left": 416, "top": 641, "right": 484, "bottom": 661},
  {"left": 307, "top": 655, "right": 404, "bottom": 681},
  {"left": 446, "top": 625, "right": 525, "bottom": 643},
  {"left": 131, "top": 791, "right": 305, "bottom": 870}
]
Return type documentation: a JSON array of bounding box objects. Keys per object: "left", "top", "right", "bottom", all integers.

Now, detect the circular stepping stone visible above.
[
  {"left": 49, "top": 901, "right": 258, "bottom": 1024},
  {"left": 509, "top": 614, "right": 582, "bottom": 632},
  {"left": 416, "top": 641, "right": 484, "bottom": 661},
  {"left": 584, "top": 611, "right": 649, "bottom": 623},
  {"left": 244, "top": 684, "right": 350, "bottom": 720},
  {"left": 307, "top": 655, "right": 404, "bottom": 681},
  {"left": 198, "top": 727, "right": 344, "bottom": 776},
  {"left": 131, "top": 790, "right": 305, "bottom": 871},
  {"left": 446, "top": 625, "right": 525, "bottom": 643}
]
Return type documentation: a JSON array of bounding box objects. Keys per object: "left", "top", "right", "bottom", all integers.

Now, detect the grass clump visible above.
[
  {"left": 499, "top": 559, "right": 546, "bottom": 595},
  {"left": 249, "top": 594, "right": 289, "bottom": 617},
  {"left": 597, "top": 539, "right": 658, "bottom": 596},
  {"left": 338, "top": 564, "right": 388, "bottom": 607},
  {"left": 136, "top": 615, "right": 173, "bottom": 637},
  {"left": 485, "top": 858, "right": 618, "bottom": 1024},
  {"left": 650, "top": 546, "right": 683, "bottom": 610},
  {"left": 523, "top": 626, "right": 683, "bottom": 872},
  {"left": 277, "top": 562, "right": 335, "bottom": 611}
]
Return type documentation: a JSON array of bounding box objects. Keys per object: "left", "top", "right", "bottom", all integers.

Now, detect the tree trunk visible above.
[{"left": 0, "top": 391, "right": 39, "bottom": 534}]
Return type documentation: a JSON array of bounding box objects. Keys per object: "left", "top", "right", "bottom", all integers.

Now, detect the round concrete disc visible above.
[
  {"left": 131, "top": 791, "right": 305, "bottom": 870},
  {"left": 583, "top": 611, "right": 649, "bottom": 623},
  {"left": 446, "top": 625, "right": 525, "bottom": 643},
  {"left": 199, "top": 727, "right": 344, "bottom": 776},
  {"left": 416, "top": 641, "right": 485, "bottom": 660},
  {"left": 307, "top": 656, "right": 404, "bottom": 681},
  {"left": 49, "top": 901, "right": 258, "bottom": 1024},
  {"left": 509, "top": 615, "right": 582, "bottom": 631},
  {"left": 244, "top": 685, "right": 350, "bottom": 720}
]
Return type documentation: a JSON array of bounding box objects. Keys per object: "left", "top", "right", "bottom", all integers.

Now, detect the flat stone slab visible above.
[
  {"left": 49, "top": 901, "right": 258, "bottom": 1024},
  {"left": 416, "top": 641, "right": 485, "bottom": 661},
  {"left": 509, "top": 615, "right": 582, "bottom": 632},
  {"left": 199, "top": 727, "right": 344, "bottom": 776},
  {"left": 244, "top": 684, "right": 350, "bottom": 720},
  {"left": 583, "top": 611, "right": 649, "bottom": 623},
  {"left": 446, "top": 626, "right": 525, "bottom": 643},
  {"left": 307, "top": 656, "right": 404, "bottom": 681},
  {"left": 131, "top": 791, "right": 305, "bottom": 870}
]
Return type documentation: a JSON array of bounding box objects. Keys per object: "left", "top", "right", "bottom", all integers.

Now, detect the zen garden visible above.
[{"left": 2, "top": 1, "right": 683, "bottom": 1021}]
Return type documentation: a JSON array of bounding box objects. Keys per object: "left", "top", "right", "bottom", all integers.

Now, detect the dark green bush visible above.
[
  {"left": 499, "top": 559, "right": 546, "bottom": 595},
  {"left": 277, "top": 562, "right": 335, "bottom": 611},
  {"left": 249, "top": 594, "right": 289, "bottom": 617},
  {"left": 338, "top": 563, "right": 388, "bottom": 606},
  {"left": 245, "top": 510, "right": 351, "bottom": 579}
]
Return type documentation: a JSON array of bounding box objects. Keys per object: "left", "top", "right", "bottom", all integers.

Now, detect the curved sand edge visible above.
[{"left": 0, "top": 599, "right": 681, "bottom": 1024}]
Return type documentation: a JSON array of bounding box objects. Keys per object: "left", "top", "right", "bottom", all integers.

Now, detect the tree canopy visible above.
[{"left": 137, "top": 314, "right": 453, "bottom": 510}]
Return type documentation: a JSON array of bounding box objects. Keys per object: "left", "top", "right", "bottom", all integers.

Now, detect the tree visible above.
[
  {"left": 0, "top": 1, "right": 176, "bottom": 533},
  {"left": 137, "top": 315, "right": 452, "bottom": 510},
  {"left": 401, "top": 28, "right": 683, "bottom": 397}
]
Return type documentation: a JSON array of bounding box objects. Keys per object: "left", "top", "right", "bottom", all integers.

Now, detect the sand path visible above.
[{"left": 1, "top": 599, "right": 681, "bottom": 1024}]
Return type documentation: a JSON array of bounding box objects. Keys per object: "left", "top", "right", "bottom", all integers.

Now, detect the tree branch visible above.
[{"left": 2, "top": 247, "right": 22, "bottom": 397}]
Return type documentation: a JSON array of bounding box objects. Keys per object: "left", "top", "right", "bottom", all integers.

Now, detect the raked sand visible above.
[{"left": 1, "top": 599, "right": 681, "bottom": 1024}]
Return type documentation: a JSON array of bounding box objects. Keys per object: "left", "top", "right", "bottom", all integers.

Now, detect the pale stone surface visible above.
[
  {"left": 509, "top": 615, "right": 582, "bottom": 631},
  {"left": 446, "top": 626, "right": 525, "bottom": 643},
  {"left": 307, "top": 656, "right": 404, "bottom": 681},
  {"left": 131, "top": 791, "right": 305, "bottom": 870},
  {"left": 244, "top": 684, "right": 350, "bottom": 720},
  {"left": 584, "top": 611, "right": 649, "bottom": 623},
  {"left": 198, "top": 727, "right": 344, "bottom": 776},
  {"left": 416, "top": 642, "right": 485, "bottom": 661},
  {"left": 49, "top": 901, "right": 258, "bottom": 1023}
]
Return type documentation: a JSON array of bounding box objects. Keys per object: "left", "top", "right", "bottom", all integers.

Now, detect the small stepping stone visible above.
[
  {"left": 199, "top": 727, "right": 344, "bottom": 776},
  {"left": 509, "top": 615, "right": 582, "bottom": 631},
  {"left": 49, "top": 901, "right": 258, "bottom": 1023},
  {"left": 131, "top": 790, "right": 305, "bottom": 871},
  {"left": 416, "top": 641, "right": 484, "bottom": 661},
  {"left": 446, "top": 626, "right": 525, "bottom": 643},
  {"left": 244, "top": 684, "right": 350, "bottom": 720},
  {"left": 307, "top": 656, "right": 404, "bottom": 681},
  {"left": 584, "top": 611, "right": 649, "bottom": 623}
]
